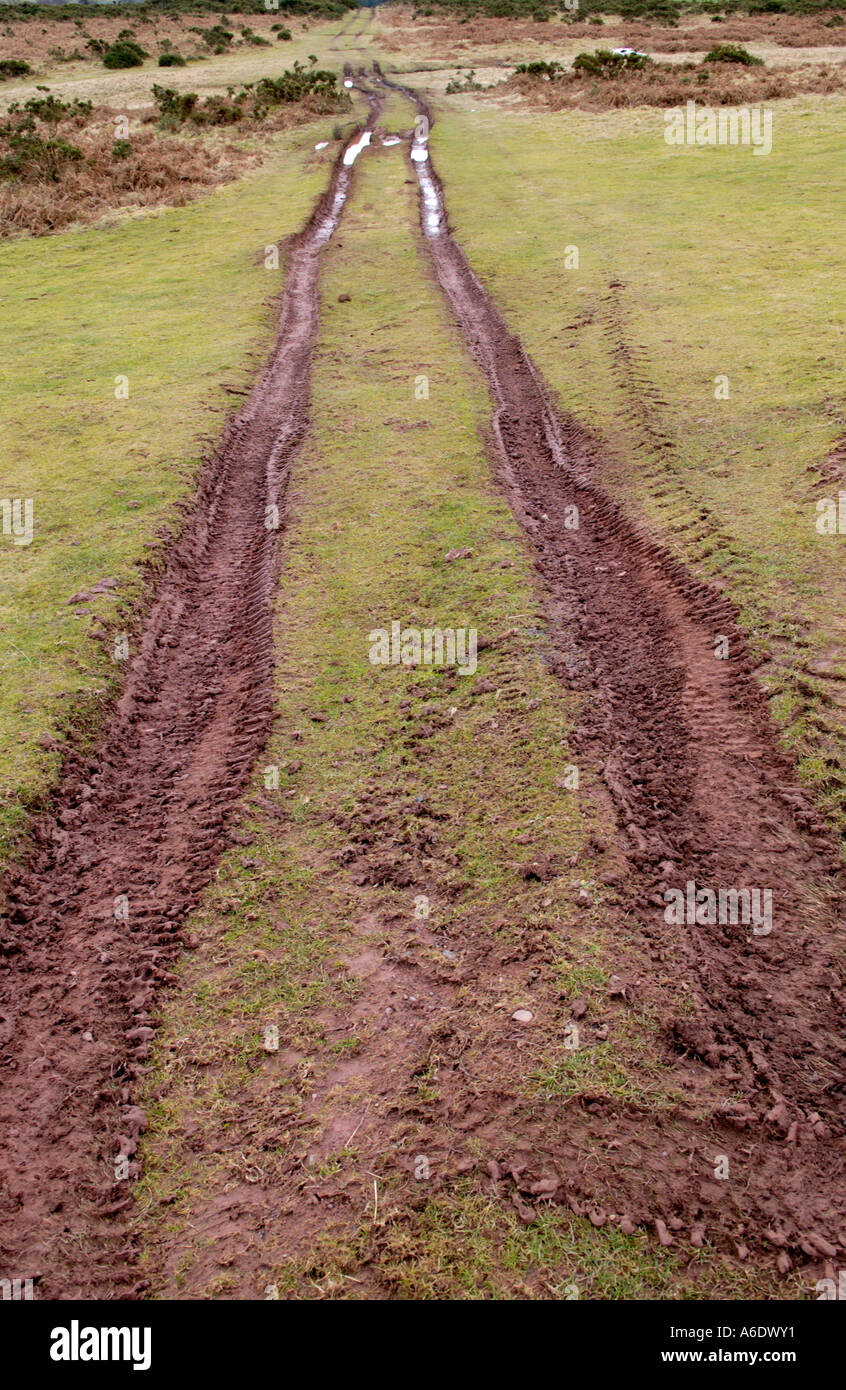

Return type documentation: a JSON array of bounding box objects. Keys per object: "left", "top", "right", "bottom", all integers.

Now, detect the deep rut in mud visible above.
[
  {"left": 0, "top": 118, "right": 378, "bottom": 1299},
  {"left": 394, "top": 84, "right": 846, "bottom": 1258}
]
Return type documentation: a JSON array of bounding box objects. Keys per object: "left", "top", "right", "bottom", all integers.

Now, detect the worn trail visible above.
[
  {"left": 3, "top": 71, "right": 846, "bottom": 1298},
  {"left": 0, "top": 116, "right": 377, "bottom": 1299},
  {"left": 392, "top": 77, "right": 846, "bottom": 1258}
]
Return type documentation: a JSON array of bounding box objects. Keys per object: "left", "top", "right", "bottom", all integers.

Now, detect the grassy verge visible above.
[
  {"left": 429, "top": 92, "right": 846, "bottom": 835},
  {"left": 0, "top": 123, "right": 337, "bottom": 865}
]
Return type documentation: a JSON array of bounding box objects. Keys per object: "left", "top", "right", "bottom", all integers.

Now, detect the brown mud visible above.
[
  {"left": 0, "top": 110, "right": 378, "bottom": 1300},
  {"left": 390, "top": 74, "right": 846, "bottom": 1266}
]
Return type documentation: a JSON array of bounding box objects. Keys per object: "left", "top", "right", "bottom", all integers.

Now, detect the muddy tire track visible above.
[
  {"left": 393, "top": 82, "right": 846, "bottom": 1255},
  {"left": 596, "top": 280, "right": 846, "bottom": 833},
  {"left": 0, "top": 120, "right": 378, "bottom": 1300}
]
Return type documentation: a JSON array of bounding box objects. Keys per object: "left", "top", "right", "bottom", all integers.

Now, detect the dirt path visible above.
[
  {"left": 0, "top": 114, "right": 379, "bottom": 1300},
  {"left": 329, "top": 7, "right": 375, "bottom": 56},
  {"left": 3, "top": 73, "right": 846, "bottom": 1299},
  {"left": 396, "top": 80, "right": 846, "bottom": 1259},
  {"left": 131, "top": 100, "right": 844, "bottom": 1296}
]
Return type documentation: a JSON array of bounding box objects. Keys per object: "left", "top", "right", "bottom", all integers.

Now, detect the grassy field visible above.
[
  {"left": 428, "top": 92, "right": 846, "bottom": 834},
  {"left": 0, "top": 119, "right": 346, "bottom": 865}
]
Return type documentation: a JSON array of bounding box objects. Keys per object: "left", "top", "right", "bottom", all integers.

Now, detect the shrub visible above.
[
  {"left": 445, "top": 67, "right": 484, "bottom": 91},
  {"left": 152, "top": 62, "right": 346, "bottom": 128},
  {"left": 151, "top": 84, "right": 198, "bottom": 125},
  {"left": 103, "top": 40, "right": 147, "bottom": 70},
  {"left": 111, "top": 138, "right": 132, "bottom": 159},
  {"left": 9, "top": 94, "right": 92, "bottom": 123},
  {"left": 0, "top": 119, "right": 84, "bottom": 182},
  {"left": 158, "top": 53, "right": 187, "bottom": 67},
  {"left": 51, "top": 47, "right": 87, "bottom": 64},
  {"left": 514, "top": 59, "right": 564, "bottom": 78},
  {"left": 573, "top": 49, "right": 652, "bottom": 78},
  {"left": 0, "top": 59, "right": 31, "bottom": 80},
  {"left": 240, "top": 25, "right": 272, "bottom": 46},
  {"left": 190, "top": 24, "right": 235, "bottom": 53},
  {"left": 618, "top": 0, "right": 679, "bottom": 21},
  {"left": 703, "top": 44, "right": 764, "bottom": 65},
  {"left": 192, "top": 92, "right": 245, "bottom": 124},
  {"left": 251, "top": 61, "right": 344, "bottom": 108}
]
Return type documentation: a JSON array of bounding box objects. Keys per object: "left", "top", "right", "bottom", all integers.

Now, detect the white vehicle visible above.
[{"left": 613, "top": 47, "right": 648, "bottom": 58}]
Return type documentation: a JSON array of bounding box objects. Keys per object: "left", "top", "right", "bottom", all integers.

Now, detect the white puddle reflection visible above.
[
  {"left": 411, "top": 135, "right": 444, "bottom": 237},
  {"left": 343, "top": 129, "right": 372, "bottom": 167}
]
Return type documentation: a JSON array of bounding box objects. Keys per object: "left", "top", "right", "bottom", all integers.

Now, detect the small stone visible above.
[{"left": 512, "top": 1009, "right": 533, "bottom": 1024}]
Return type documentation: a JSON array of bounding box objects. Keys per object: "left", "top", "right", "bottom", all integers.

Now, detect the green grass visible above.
[
  {"left": 0, "top": 122, "right": 338, "bottom": 864},
  {"left": 284, "top": 1183, "right": 797, "bottom": 1300},
  {"left": 430, "top": 92, "right": 846, "bottom": 832}
]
